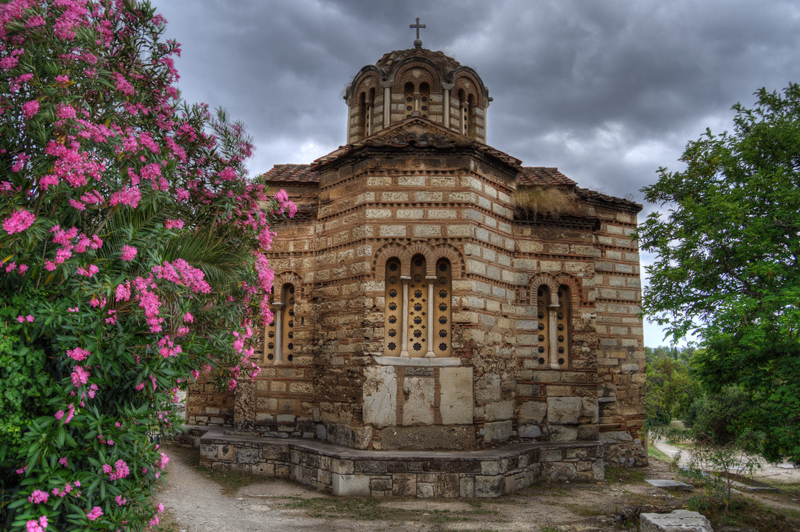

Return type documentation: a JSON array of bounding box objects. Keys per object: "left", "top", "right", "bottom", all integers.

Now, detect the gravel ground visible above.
[{"left": 155, "top": 443, "right": 800, "bottom": 532}]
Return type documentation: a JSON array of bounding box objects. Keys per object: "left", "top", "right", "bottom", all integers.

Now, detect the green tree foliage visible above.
[
  {"left": 645, "top": 348, "right": 702, "bottom": 425},
  {"left": 638, "top": 84, "right": 800, "bottom": 462}
]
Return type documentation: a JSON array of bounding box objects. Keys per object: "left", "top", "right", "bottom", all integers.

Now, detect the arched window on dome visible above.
[
  {"left": 433, "top": 259, "right": 452, "bottom": 357},
  {"left": 419, "top": 82, "right": 430, "bottom": 119},
  {"left": 404, "top": 82, "right": 415, "bottom": 118},
  {"left": 358, "top": 91, "right": 367, "bottom": 140},
  {"left": 367, "top": 88, "right": 375, "bottom": 136},
  {"left": 467, "top": 94, "right": 476, "bottom": 138},
  {"left": 458, "top": 89, "right": 468, "bottom": 136},
  {"left": 384, "top": 258, "right": 402, "bottom": 356}
]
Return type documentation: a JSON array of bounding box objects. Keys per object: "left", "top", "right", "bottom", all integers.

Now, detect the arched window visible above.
[
  {"left": 536, "top": 285, "right": 551, "bottom": 367},
  {"left": 467, "top": 94, "right": 476, "bottom": 138},
  {"left": 407, "top": 255, "right": 427, "bottom": 357},
  {"left": 384, "top": 258, "right": 402, "bottom": 356},
  {"left": 367, "top": 88, "right": 375, "bottom": 136},
  {"left": 555, "top": 285, "right": 570, "bottom": 368},
  {"left": 433, "top": 259, "right": 452, "bottom": 357},
  {"left": 265, "top": 287, "right": 277, "bottom": 365},
  {"left": 419, "top": 82, "right": 430, "bottom": 119},
  {"left": 404, "top": 82, "right": 415, "bottom": 118},
  {"left": 264, "top": 283, "right": 296, "bottom": 365},
  {"left": 535, "top": 283, "right": 570, "bottom": 369},
  {"left": 458, "top": 89, "right": 468, "bottom": 135},
  {"left": 358, "top": 92, "right": 367, "bottom": 140}
]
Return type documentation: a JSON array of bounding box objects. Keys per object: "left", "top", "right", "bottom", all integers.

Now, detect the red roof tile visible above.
[
  {"left": 261, "top": 164, "right": 319, "bottom": 183},
  {"left": 517, "top": 167, "right": 576, "bottom": 187}
]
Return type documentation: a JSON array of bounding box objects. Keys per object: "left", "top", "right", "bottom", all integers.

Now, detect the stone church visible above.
[{"left": 188, "top": 29, "right": 647, "bottom": 496}]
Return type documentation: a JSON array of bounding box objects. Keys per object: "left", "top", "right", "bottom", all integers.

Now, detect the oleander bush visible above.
[{"left": 0, "top": 1, "right": 294, "bottom": 530}]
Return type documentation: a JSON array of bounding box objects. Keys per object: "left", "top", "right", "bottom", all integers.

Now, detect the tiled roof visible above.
[
  {"left": 517, "top": 167, "right": 576, "bottom": 187},
  {"left": 575, "top": 187, "right": 642, "bottom": 212},
  {"left": 261, "top": 164, "right": 319, "bottom": 183},
  {"left": 375, "top": 48, "right": 461, "bottom": 78}
]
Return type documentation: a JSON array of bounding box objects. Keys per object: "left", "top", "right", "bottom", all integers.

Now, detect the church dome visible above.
[{"left": 345, "top": 31, "right": 490, "bottom": 145}]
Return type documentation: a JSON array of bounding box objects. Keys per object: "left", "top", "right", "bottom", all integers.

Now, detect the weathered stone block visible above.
[
  {"left": 475, "top": 374, "right": 501, "bottom": 403},
  {"left": 363, "top": 366, "right": 397, "bottom": 427},
  {"left": 440, "top": 367, "right": 473, "bottom": 425},
  {"left": 475, "top": 475, "right": 505, "bottom": 498},
  {"left": 402, "top": 377, "right": 435, "bottom": 426},
  {"left": 332, "top": 474, "right": 371, "bottom": 496},
  {"left": 640, "top": 510, "right": 713, "bottom": 532},
  {"left": 379, "top": 425, "right": 476, "bottom": 450},
  {"left": 484, "top": 421, "right": 512, "bottom": 443},
  {"left": 392, "top": 473, "right": 416, "bottom": 496},
  {"left": 518, "top": 401, "right": 547, "bottom": 424},
  {"left": 518, "top": 425, "right": 541, "bottom": 439},
  {"left": 547, "top": 397, "right": 582, "bottom": 424}
]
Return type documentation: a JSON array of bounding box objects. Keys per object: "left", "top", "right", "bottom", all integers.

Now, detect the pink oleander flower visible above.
[
  {"left": 86, "top": 506, "right": 103, "bottom": 522},
  {"left": 26, "top": 315, "right": 34, "bottom": 322},
  {"left": 157, "top": 502, "right": 165, "bottom": 513},
  {"left": 56, "top": 104, "right": 76, "bottom": 119},
  {"left": 25, "top": 516, "right": 47, "bottom": 532},
  {"left": 115, "top": 495, "right": 127, "bottom": 506},
  {"left": 120, "top": 245, "right": 137, "bottom": 261},
  {"left": 21, "top": 100, "right": 39, "bottom": 119},
  {"left": 71, "top": 365, "right": 90, "bottom": 387},
  {"left": 164, "top": 218, "right": 184, "bottom": 230},
  {"left": 16, "top": 316, "right": 24, "bottom": 323},
  {"left": 76, "top": 264, "right": 99, "bottom": 277},
  {"left": 58, "top": 457, "right": 68, "bottom": 467},
  {"left": 66, "top": 347, "right": 89, "bottom": 361},
  {"left": 148, "top": 515, "right": 159, "bottom": 527},
  {"left": 183, "top": 311, "right": 193, "bottom": 323},
  {"left": 28, "top": 489, "right": 49, "bottom": 504},
  {"left": 18, "top": 264, "right": 28, "bottom": 273},
  {"left": 115, "top": 282, "right": 131, "bottom": 301},
  {"left": 3, "top": 209, "right": 35, "bottom": 234},
  {"left": 158, "top": 452, "right": 169, "bottom": 469},
  {"left": 16, "top": 466, "right": 27, "bottom": 475}
]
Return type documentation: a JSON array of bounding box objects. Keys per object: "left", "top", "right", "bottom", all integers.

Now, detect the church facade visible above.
[{"left": 188, "top": 38, "right": 647, "bottom": 470}]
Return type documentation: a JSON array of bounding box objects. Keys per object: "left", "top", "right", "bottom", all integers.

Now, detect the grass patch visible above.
[
  {"left": 604, "top": 465, "right": 647, "bottom": 484},
  {"left": 647, "top": 444, "right": 672, "bottom": 463},
  {"left": 193, "top": 463, "right": 274, "bottom": 496}
]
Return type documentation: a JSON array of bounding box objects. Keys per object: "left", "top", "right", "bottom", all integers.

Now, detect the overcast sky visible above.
[{"left": 155, "top": 0, "right": 800, "bottom": 347}]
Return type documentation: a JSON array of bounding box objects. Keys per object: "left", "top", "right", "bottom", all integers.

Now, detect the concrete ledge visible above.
[
  {"left": 189, "top": 425, "right": 604, "bottom": 498},
  {"left": 370, "top": 355, "right": 462, "bottom": 367}
]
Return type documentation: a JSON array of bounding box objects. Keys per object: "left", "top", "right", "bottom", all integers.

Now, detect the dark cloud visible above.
[{"left": 154, "top": 0, "right": 800, "bottom": 345}]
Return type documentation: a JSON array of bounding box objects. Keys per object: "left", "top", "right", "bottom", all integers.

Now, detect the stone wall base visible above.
[{"left": 189, "top": 425, "right": 605, "bottom": 498}]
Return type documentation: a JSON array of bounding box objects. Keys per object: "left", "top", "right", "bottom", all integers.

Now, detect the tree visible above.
[
  {"left": 0, "top": 1, "right": 294, "bottom": 530},
  {"left": 637, "top": 83, "right": 800, "bottom": 463}
]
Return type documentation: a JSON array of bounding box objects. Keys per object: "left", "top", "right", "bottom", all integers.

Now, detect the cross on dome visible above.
[{"left": 410, "top": 17, "right": 426, "bottom": 48}]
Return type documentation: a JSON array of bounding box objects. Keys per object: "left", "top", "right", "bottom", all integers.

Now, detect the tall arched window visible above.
[
  {"left": 265, "top": 287, "right": 277, "bottom": 365},
  {"left": 358, "top": 92, "right": 367, "bottom": 140},
  {"left": 419, "top": 82, "right": 430, "bottom": 119},
  {"left": 281, "top": 283, "right": 296, "bottom": 364},
  {"left": 407, "top": 255, "right": 427, "bottom": 357},
  {"left": 536, "top": 285, "right": 551, "bottom": 367},
  {"left": 555, "top": 285, "right": 571, "bottom": 368},
  {"left": 458, "top": 89, "right": 468, "bottom": 135},
  {"left": 384, "top": 258, "right": 402, "bottom": 356},
  {"left": 433, "top": 259, "right": 452, "bottom": 357},
  {"left": 467, "top": 94, "right": 476, "bottom": 138},
  {"left": 536, "top": 283, "right": 570, "bottom": 369},
  {"left": 404, "top": 82, "right": 415, "bottom": 118},
  {"left": 367, "top": 88, "right": 375, "bottom": 136}
]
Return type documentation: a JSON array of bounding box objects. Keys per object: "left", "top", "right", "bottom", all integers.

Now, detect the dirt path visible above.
[
  {"left": 155, "top": 444, "right": 800, "bottom": 532},
  {"left": 651, "top": 438, "right": 800, "bottom": 485}
]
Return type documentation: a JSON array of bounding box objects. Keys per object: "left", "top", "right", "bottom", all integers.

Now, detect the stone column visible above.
[
  {"left": 425, "top": 276, "right": 437, "bottom": 358},
  {"left": 400, "top": 276, "right": 410, "bottom": 358},
  {"left": 549, "top": 303, "right": 559, "bottom": 369},
  {"left": 273, "top": 302, "right": 284, "bottom": 364},
  {"left": 383, "top": 86, "right": 391, "bottom": 128},
  {"left": 443, "top": 88, "right": 450, "bottom": 129}
]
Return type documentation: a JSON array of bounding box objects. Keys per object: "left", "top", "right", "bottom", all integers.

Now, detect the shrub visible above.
[{"left": 0, "top": 1, "right": 294, "bottom": 530}]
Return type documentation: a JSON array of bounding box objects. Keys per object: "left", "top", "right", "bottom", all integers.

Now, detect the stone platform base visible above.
[{"left": 186, "top": 426, "right": 605, "bottom": 498}]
